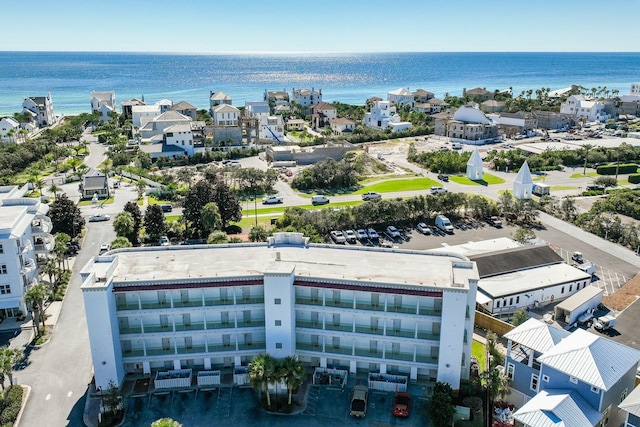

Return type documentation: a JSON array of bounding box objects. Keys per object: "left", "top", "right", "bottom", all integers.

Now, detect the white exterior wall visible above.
[
  {"left": 630, "top": 83, "right": 640, "bottom": 95},
  {"left": 213, "top": 110, "right": 239, "bottom": 126},
  {"left": 0, "top": 118, "right": 19, "bottom": 136},
  {"left": 263, "top": 268, "right": 296, "bottom": 358},
  {"left": 82, "top": 278, "right": 124, "bottom": 390},
  {"left": 260, "top": 116, "right": 284, "bottom": 141},
  {"left": 132, "top": 106, "right": 161, "bottom": 127},
  {"left": 365, "top": 101, "right": 398, "bottom": 130},
  {"left": 165, "top": 130, "right": 194, "bottom": 156},
  {"left": 437, "top": 288, "right": 469, "bottom": 388},
  {"left": 480, "top": 277, "right": 592, "bottom": 316},
  {"left": 388, "top": 122, "right": 412, "bottom": 133}
]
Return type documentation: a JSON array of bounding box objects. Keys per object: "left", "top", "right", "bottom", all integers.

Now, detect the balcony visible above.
[
  {"left": 416, "top": 331, "right": 440, "bottom": 341},
  {"left": 296, "top": 342, "right": 322, "bottom": 352},
  {"left": 324, "top": 323, "right": 353, "bottom": 333},
  {"left": 172, "top": 300, "right": 204, "bottom": 308},
  {"left": 235, "top": 296, "right": 264, "bottom": 305},
  {"left": 33, "top": 235, "right": 54, "bottom": 253},
  {"left": 205, "top": 321, "right": 235, "bottom": 330},
  {"left": 415, "top": 354, "right": 439, "bottom": 364},
  {"left": 296, "top": 320, "right": 323, "bottom": 330},
  {"left": 176, "top": 345, "right": 207, "bottom": 355},
  {"left": 207, "top": 343, "right": 237, "bottom": 352},
  {"left": 146, "top": 347, "right": 177, "bottom": 356},
  {"left": 119, "top": 325, "right": 143, "bottom": 335},
  {"left": 238, "top": 341, "right": 266, "bottom": 351},
  {"left": 324, "top": 300, "right": 353, "bottom": 309},
  {"left": 116, "top": 302, "right": 141, "bottom": 311},
  {"left": 418, "top": 307, "right": 442, "bottom": 316},
  {"left": 386, "top": 328, "right": 416, "bottom": 339},
  {"left": 354, "top": 325, "right": 384, "bottom": 336},
  {"left": 236, "top": 320, "right": 265, "bottom": 329},
  {"left": 386, "top": 305, "right": 418, "bottom": 315},
  {"left": 174, "top": 322, "right": 206, "bottom": 332},
  {"left": 139, "top": 301, "right": 172, "bottom": 310},
  {"left": 31, "top": 217, "right": 53, "bottom": 234},
  {"left": 143, "top": 324, "right": 173, "bottom": 333},
  {"left": 354, "top": 348, "right": 382, "bottom": 358},
  {"left": 204, "top": 298, "right": 234, "bottom": 307},
  {"left": 324, "top": 345, "right": 353, "bottom": 356},
  {"left": 295, "top": 296, "right": 323, "bottom": 307},
  {"left": 121, "top": 349, "right": 145, "bottom": 358},
  {"left": 355, "top": 302, "right": 385, "bottom": 312},
  {"left": 385, "top": 352, "right": 414, "bottom": 362}
]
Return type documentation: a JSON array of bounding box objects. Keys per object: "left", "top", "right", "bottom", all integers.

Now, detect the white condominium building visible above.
[
  {"left": 81, "top": 233, "right": 478, "bottom": 391},
  {"left": 0, "top": 186, "right": 54, "bottom": 317}
]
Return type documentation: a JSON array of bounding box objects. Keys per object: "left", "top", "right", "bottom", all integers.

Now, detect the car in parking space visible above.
[
  {"left": 160, "top": 204, "right": 173, "bottom": 212},
  {"left": 392, "top": 392, "right": 411, "bottom": 418},
  {"left": 416, "top": 222, "right": 432, "bottom": 234},
  {"left": 330, "top": 230, "right": 347, "bottom": 244},
  {"left": 437, "top": 174, "right": 449, "bottom": 182},
  {"left": 99, "top": 242, "right": 111, "bottom": 254},
  {"left": 344, "top": 230, "right": 357, "bottom": 243},
  {"left": 366, "top": 228, "right": 379, "bottom": 240},
  {"left": 430, "top": 186, "right": 447, "bottom": 195},
  {"left": 356, "top": 229, "right": 368, "bottom": 240},
  {"left": 350, "top": 385, "right": 369, "bottom": 418},
  {"left": 386, "top": 226, "right": 401, "bottom": 238},
  {"left": 362, "top": 192, "right": 382, "bottom": 201},
  {"left": 89, "top": 214, "right": 110, "bottom": 222}
]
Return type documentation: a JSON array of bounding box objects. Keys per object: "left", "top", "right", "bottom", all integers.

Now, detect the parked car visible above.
[
  {"left": 356, "top": 229, "right": 368, "bottom": 240},
  {"left": 386, "top": 226, "right": 401, "bottom": 238},
  {"left": 362, "top": 192, "right": 382, "bottom": 201},
  {"left": 262, "top": 195, "right": 283, "bottom": 204},
  {"left": 435, "top": 215, "right": 454, "bottom": 234},
  {"left": 392, "top": 392, "right": 411, "bottom": 418},
  {"left": 311, "top": 195, "right": 330, "bottom": 206},
  {"left": 416, "top": 222, "right": 432, "bottom": 235},
  {"left": 571, "top": 251, "right": 584, "bottom": 264},
  {"left": 594, "top": 314, "right": 616, "bottom": 331},
  {"left": 488, "top": 216, "right": 503, "bottom": 228},
  {"left": 99, "top": 242, "right": 111, "bottom": 254},
  {"left": 160, "top": 204, "right": 173, "bottom": 212},
  {"left": 89, "top": 214, "right": 111, "bottom": 222},
  {"left": 366, "top": 228, "right": 379, "bottom": 240},
  {"left": 344, "top": 230, "right": 357, "bottom": 243},
  {"left": 437, "top": 174, "right": 449, "bottom": 182},
  {"left": 350, "top": 385, "right": 369, "bottom": 418},
  {"left": 430, "top": 186, "right": 447, "bottom": 195},
  {"left": 66, "top": 243, "right": 80, "bottom": 255},
  {"left": 159, "top": 236, "right": 170, "bottom": 246},
  {"left": 330, "top": 230, "right": 347, "bottom": 244}
]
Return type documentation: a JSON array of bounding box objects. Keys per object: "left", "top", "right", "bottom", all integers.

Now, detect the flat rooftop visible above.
[
  {"left": 82, "top": 236, "right": 478, "bottom": 292},
  {"left": 0, "top": 205, "right": 29, "bottom": 238},
  {"left": 478, "top": 263, "right": 591, "bottom": 298},
  {"left": 430, "top": 237, "right": 520, "bottom": 257}
]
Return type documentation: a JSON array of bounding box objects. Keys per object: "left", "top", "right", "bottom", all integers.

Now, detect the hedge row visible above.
[
  {"left": 629, "top": 174, "right": 640, "bottom": 184},
  {"left": 0, "top": 385, "right": 23, "bottom": 425},
  {"left": 596, "top": 164, "right": 638, "bottom": 175}
]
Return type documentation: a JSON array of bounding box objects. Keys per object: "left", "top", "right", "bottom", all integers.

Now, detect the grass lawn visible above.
[
  {"left": 297, "top": 177, "right": 440, "bottom": 197},
  {"left": 449, "top": 174, "right": 505, "bottom": 186},
  {"left": 472, "top": 340, "right": 487, "bottom": 371},
  {"left": 232, "top": 217, "right": 274, "bottom": 229},
  {"left": 147, "top": 195, "right": 172, "bottom": 205},
  {"left": 78, "top": 197, "right": 114, "bottom": 206},
  {"left": 242, "top": 200, "right": 363, "bottom": 216},
  {"left": 550, "top": 185, "right": 578, "bottom": 191},
  {"left": 570, "top": 172, "right": 598, "bottom": 178},
  {"left": 618, "top": 179, "right": 629, "bottom": 185},
  {"left": 165, "top": 215, "right": 181, "bottom": 222}
]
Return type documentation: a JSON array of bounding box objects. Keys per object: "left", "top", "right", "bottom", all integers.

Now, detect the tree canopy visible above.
[{"left": 48, "top": 194, "right": 84, "bottom": 239}]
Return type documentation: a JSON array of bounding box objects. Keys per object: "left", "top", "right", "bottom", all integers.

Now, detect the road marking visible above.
[
  {"left": 45, "top": 394, "right": 51, "bottom": 400},
  {"left": 67, "top": 391, "right": 73, "bottom": 397}
]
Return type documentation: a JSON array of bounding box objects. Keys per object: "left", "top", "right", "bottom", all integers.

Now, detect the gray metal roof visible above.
[
  {"left": 514, "top": 390, "right": 602, "bottom": 427},
  {"left": 504, "top": 318, "right": 570, "bottom": 354},
  {"left": 555, "top": 285, "right": 603, "bottom": 313},
  {"left": 469, "top": 245, "right": 563, "bottom": 278},
  {"left": 538, "top": 328, "right": 640, "bottom": 390},
  {"left": 619, "top": 383, "right": 640, "bottom": 417}
]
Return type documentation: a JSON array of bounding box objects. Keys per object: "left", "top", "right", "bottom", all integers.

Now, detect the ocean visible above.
[{"left": 1, "top": 51, "right": 639, "bottom": 116}]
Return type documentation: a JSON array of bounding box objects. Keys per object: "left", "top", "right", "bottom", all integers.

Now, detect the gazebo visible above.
[
  {"left": 513, "top": 160, "right": 533, "bottom": 199},
  {"left": 466, "top": 147, "right": 483, "bottom": 180}
]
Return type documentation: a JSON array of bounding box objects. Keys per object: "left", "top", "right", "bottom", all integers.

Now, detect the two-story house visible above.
[
  {"left": 90, "top": 91, "right": 116, "bottom": 122},
  {"left": 560, "top": 95, "right": 610, "bottom": 122},
  {"left": 330, "top": 117, "right": 355, "bottom": 136},
  {"left": 121, "top": 98, "right": 145, "bottom": 120},
  {"left": 171, "top": 101, "right": 197, "bottom": 121},
  {"left": 309, "top": 102, "right": 337, "bottom": 129},
  {"left": 292, "top": 87, "right": 322, "bottom": 110},
  {"left": 387, "top": 88, "right": 414, "bottom": 107},
  {"left": 80, "top": 169, "right": 109, "bottom": 200},
  {"left": 22, "top": 93, "right": 55, "bottom": 127},
  {"left": 413, "top": 89, "right": 435, "bottom": 104},
  {"left": 0, "top": 117, "right": 20, "bottom": 142},
  {"left": 364, "top": 100, "right": 412, "bottom": 132},
  {"left": 505, "top": 318, "right": 640, "bottom": 427},
  {"left": 209, "top": 91, "right": 232, "bottom": 112},
  {"left": 212, "top": 104, "right": 240, "bottom": 127}
]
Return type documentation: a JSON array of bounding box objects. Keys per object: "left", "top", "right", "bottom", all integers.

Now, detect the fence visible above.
[
  {"left": 197, "top": 370, "right": 221, "bottom": 387},
  {"left": 474, "top": 311, "right": 514, "bottom": 336},
  {"left": 368, "top": 373, "right": 408, "bottom": 392},
  {"left": 154, "top": 369, "right": 192, "bottom": 389}
]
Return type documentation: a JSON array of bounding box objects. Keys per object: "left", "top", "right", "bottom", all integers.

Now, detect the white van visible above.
[
  {"left": 435, "top": 215, "right": 454, "bottom": 234},
  {"left": 311, "top": 195, "right": 330, "bottom": 206}
]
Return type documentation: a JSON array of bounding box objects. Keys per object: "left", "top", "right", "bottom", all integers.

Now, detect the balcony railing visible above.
[
  {"left": 324, "top": 345, "right": 353, "bottom": 356},
  {"left": 386, "top": 305, "right": 418, "bottom": 315},
  {"left": 295, "top": 297, "right": 323, "bottom": 307},
  {"left": 324, "top": 300, "right": 353, "bottom": 309},
  {"left": 355, "top": 302, "right": 385, "bottom": 312},
  {"left": 140, "top": 301, "right": 172, "bottom": 310},
  {"left": 236, "top": 320, "right": 265, "bottom": 329},
  {"left": 386, "top": 329, "right": 416, "bottom": 339},
  {"left": 417, "top": 331, "right": 440, "bottom": 341},
  {"left": 295, "top": 320, "right": 323, "bottom": 330},
  {"left": 415, "top": 354, "right": 438, "bottom": 364},
  {"left": 116, "top": 302, "right": 140, "bottom": 311},
  {"left": 354, "top": 348, "right": 382, "bottom": 358},
  {"left": 176, "top": 345, "right": 207, "bottom": 355},
  {"left": 204, "top": 298, "right": 234, "bottom": 307},
  {"left": 354, "top": 325, "right": 384, "bottom": 336},
  {"left": 385, "top": 351, "right": 414, "bottom": 362},
  {"left": 122, "top": 349, "right": 145, "bottom": 358},
  {"left": 206, "top": 343, "right": 237, "bottom": 352},
  {"left": 172, "top": 300, "right": 204, "bottom": 308},
  {"left": 324, "top": 323, "right": 353, "bottom": 333},
  {"left": 146, "top": 347, "right": 176, "bottom": 356},
  {"left": 238, "top": 341, "right": 266, "bottom": 351},
  {"left": 119, "top": 325, "right": 143, "bottom": 335},
  {"left": 418, "top": 307, "right": 442, "bottom": 316},
  {"left": 296, "top": 342, "right": 322, "bottom": 352},
  {"left": 205, "top": 321, "right": 235, "bottom": 330},
  {"left": 143, "top": 324, "right": 173, "bottom": 333},
  {"left": 174, "top": 322, "right": 206, "bottom": 332},
  {"left": 235, "top": 297, "right": 264, "bottom": 305}
]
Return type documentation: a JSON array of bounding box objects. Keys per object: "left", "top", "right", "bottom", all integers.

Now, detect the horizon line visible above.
[{"left": 1, "top": 50, "right": 640, "bottom": 55}]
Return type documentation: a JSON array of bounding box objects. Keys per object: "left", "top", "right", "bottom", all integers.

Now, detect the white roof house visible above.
[
  {"left": 619, "top": 383, "right": 640, "bottom": 419},
  {"left": 514, "top": 390, "right": 602, "bottom": 427},
  {"left": 513, "top": 161, "right": 533, "bottom": 199},
  {"left": 0, "top": 117, "right": 20, "bottom": 138},
  {"left": 387, "top": 88, "right": 414, "bottom": 107},
  {"left": 466, "top": 147, "right": 483, "bottom": 180},
  {"left": 504, "top": 318, "right": 570, "bottom": 354},
  {"left": 537, "top": 328, "right": 640, "bottom": 391}
]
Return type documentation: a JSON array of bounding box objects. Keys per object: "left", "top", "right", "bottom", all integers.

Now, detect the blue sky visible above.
[{"left": 5, "top": 0, "right": 639, "bottom": 53}]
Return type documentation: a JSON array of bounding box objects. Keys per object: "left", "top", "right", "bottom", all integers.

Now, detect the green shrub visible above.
[
  {"left": 596, "top": 164, "right": 638, "bottom": 175},
  {"left": 629, "top": 174, "right": 640, "bottom": 184},
  {"left": 0, "top": 385, "right": 23, "bottom": 425}
]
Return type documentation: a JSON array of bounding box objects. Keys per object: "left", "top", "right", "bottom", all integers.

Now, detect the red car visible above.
[{"left": 393, "top": 392, "right": 410, "bottom": 417}]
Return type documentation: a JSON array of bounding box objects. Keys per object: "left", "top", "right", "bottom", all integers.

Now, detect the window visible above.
[
  {"left": 530, "top": 374, "right": 539, "bottom": 392},
  {"left": 569, "top": 376, "right": 578, "bottom": 384},
  {"left": 621, "top": 388, "right": 628, "bottom": 403},
  {"left": 506, "top": 363, "right": 515, "bottom": 380},
  {"left": 509, "top": 298, "right": 513, "bottom": 306},
  {"left": 516, "top": 296, "right": 520, "bottom": 304},
  {"left": 561, "top": 286, "right": 565, "bottom": 294},
  {"left": 275, "top": 320, "right": 281, "bottom": 326},
  {"left": 0, "top": 285, "right": 10, "bottom": 295},
  {"left": 569, "top": 285, "right": 573, "bottom": 292},
  {"left": 496, "top": 301, "right": 500, "bottom": 308},
  {"left": 0, "top": 265, "right": 6, "bottom": 274},
  {"left": 0, "top": 244, "right": 3, "bottom": 254},
  {"left": 275, "top": 343, "right": 282, "bottom": 349},
  {"left": 542, "top": 374, "right": 549, "bottom": 382},
  {"left": 591, "top": 385, "right": 600, "bottom": 394},
  {"left": 274, "top": 298, "right": 281, "bottom": 305}
]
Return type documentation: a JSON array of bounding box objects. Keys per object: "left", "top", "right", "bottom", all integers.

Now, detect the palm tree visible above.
[
  {"left": 40, "top": 258, "right": 59, "bottom": 286},
  {"left": 151, "top": 418, "right": 182, "bottom": 427},
  {"left": 581, "top": 143, "right": 594, "bottom": 176},
  {"left": 0, "top": 346, "right": 23, "bottom": 390},
  {"left": 48, "top": 183, "right": 61, "bottom": 200},
  {"left": 280, "top": 355, "right": 304, "bottom": 405},
  {"left": 25, "top": 283, "right": 50, "bottom": 335},
  {"left": 249, "top": 353, "right": 275, "bottom": 408}
]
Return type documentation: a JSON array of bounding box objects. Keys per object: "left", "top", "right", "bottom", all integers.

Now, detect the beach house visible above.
[
  {"left": 309, "top": 102, "right": 337, "bottom": 129},
  {"left": 330, "top": 117, "right": 355, "bottom": 136},
  {"left": 292, "top": 87, "right": 322, "bottom": 109},
  {"left": 364, "top": 100, "right": 412, "bottom": 132},
  {"left": 560, "top": 95, "right": 610, "bottom": 122},
  {"left": 90, "top": 91, "right": 116, "bottom": 122},
  {"left": 171, "top": 101, "right": 197, "bottom": 121},
  {"left": 0, "top": 117, "right": 20, "bottom": 142},
  {"left": 209, "top": 91, "right": 232, "bottom": 111},
  {"left": 387, "top": 88, "right": 414, "bottom": 107},
  {"left": 121, "top": 98, "right": 145, "bottom": 120},
  {"left": 413, "top": 89, "right": 435, "bottom": 104},
  {"left": 434, "top": 106, "right": 498, "bottom": 143},
  {"left": 80, "top": 169, "right": 109, "bottom": 200},
  {"left": 22, "top": 93, "right": 55, "bottom": 127}
]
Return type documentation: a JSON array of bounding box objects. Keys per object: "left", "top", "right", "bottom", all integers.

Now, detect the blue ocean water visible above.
[{"left": 1, "top": 51, "right": 639, "bottom": 116}]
